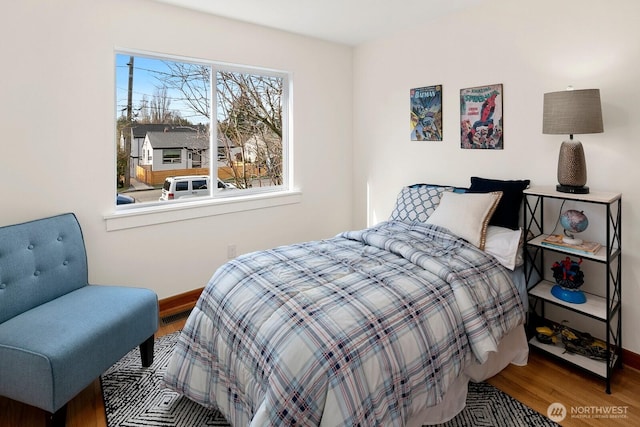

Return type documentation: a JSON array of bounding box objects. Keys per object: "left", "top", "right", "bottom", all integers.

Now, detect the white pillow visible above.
[
  {"left": 484, "top": 226, "right": 523, "bottom": 270},
  {"left": 425, "top": 191, "right": 502, "bottom": 249}
]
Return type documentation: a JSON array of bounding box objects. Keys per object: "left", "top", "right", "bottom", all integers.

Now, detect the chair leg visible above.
[
  {"left": 140, "top": 334, "right": 155, "bottom": 367},
  {"left": 46, "top": 405, "right": 67, "bottom": 427}
]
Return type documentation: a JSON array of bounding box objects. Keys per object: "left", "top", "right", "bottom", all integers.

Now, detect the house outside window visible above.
[{"left": 115, "top": 51, "right": 289, "bottom": 208}]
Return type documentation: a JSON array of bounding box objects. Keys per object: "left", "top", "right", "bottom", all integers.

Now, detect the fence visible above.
[{"left": 136, "top": 164, "right": 269, "bottom": 186}]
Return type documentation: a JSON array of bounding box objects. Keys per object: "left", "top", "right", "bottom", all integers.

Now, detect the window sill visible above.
[{"left": 104, "top": 190, "right": 302, "bottom": 231}]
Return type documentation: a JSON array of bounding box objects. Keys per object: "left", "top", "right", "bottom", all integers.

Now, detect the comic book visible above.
[
  {"left": 460, "top": 84, "right": 503, "bottom": 149},
  {"left": 541, "top": 234, "right": 602, "bottom": 255},
  {"left": 410, "top": 85, "right": 442, "bottom": 141}
]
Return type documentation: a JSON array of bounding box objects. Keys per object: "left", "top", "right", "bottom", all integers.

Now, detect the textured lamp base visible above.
[
  {"left": 557, "top": 184, "right": 589, "bottom": 194},
  {"left": 557, "top": 139, "right": 589, "bottom": 194}
]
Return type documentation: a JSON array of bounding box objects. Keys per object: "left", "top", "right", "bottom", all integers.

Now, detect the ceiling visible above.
[{"left": 151, "top": 0, "right": 484, "bottom": 46}]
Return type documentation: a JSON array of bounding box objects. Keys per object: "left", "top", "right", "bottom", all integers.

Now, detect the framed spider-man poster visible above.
[{"left": 460, "top": 84, "right": 503, "bottom": 149}]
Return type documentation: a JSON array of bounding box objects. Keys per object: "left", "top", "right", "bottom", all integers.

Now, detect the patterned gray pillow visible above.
[{"left": 390, "top": 185, "right": 455, "bottom": 223}]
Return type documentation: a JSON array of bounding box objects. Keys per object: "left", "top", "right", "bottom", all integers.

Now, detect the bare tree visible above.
[
  {"left": 150, "top": 87, "right": 172, "bottom": 123},
  {"left": 157, "top": 62, "right": 283, "bottom": 188},
  {"left": 161, "top": 62, "right": 211, "bottom": 120},
  {"left": 133, "top": 88, "right": 184, "bottom": 124},
  {"left": 217, "top": 71, "right": 283, "bottom": 187}
]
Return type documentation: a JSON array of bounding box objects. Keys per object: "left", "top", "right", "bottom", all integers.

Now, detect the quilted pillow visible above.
[
  {"left": 425, "top": 191, "right": 503, "bottom": 249},
  {"left": 389, "top": 184, "right": 454, "bottom": 224},
  {"left": 467, "top": 177, "right": 530, "bottom": 230}
]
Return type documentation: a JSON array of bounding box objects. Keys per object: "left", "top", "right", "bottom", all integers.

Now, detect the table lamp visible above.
[{"left": 542, "top": 88, "right": 603, "bottom": 194}]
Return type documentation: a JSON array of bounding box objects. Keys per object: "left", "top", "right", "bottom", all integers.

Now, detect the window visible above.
[
  {"left": 162, "top": 149, "right": 181, "bottom": 164},
  {"left": 192, "top": 179, "right": 207, "bottom": 190},
  {"left": 115, "top": 51, "right": 289, "bottom": 207}
]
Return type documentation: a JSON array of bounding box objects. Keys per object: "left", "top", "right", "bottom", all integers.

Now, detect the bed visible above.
[{"left": 164, "top": 178, "right": 531, "bottom": 426}]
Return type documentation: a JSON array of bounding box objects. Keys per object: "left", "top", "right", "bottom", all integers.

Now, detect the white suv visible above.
[{"left": 159, "top": 175, "right": 235, "bottom": 201}]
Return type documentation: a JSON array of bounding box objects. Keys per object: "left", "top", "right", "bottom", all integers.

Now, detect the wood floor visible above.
[{"left": 2, "top": 318, "right": 638, "bottom": 427}]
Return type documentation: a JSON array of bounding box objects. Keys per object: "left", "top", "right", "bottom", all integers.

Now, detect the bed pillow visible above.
[
  {"left": 389, "top": 184, "right": 454, "bottom": 223},
  {"left": 467, "top": 177, "right": 530, "bottom": 230},
  {"left": 425, "top": 191, "right": 502, "bottom": 249},
  {"left": 484, "top": 225, "right": 523, "bottom": 270}
]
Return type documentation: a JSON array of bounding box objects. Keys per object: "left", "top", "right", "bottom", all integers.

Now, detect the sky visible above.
[{"left": 115, "top": 53, "right": 210, "bottom": 124}]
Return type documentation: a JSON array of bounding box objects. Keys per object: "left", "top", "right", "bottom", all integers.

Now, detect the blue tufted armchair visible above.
[{"left": 0, "top": 213, "right": 159, "bottom": 427}]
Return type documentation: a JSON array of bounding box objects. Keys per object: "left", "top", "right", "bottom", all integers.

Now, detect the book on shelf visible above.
[{"left": 540, "top": 234, "right": 602, "bottom": 255}]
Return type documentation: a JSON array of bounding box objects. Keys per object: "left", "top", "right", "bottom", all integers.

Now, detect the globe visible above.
[{"left": 560, "top": 210, "right": 589, "bottom": 234}]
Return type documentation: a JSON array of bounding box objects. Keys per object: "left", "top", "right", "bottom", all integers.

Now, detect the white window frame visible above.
[{"left": 106, "top": 49, "right": 298, "bottom": 231}]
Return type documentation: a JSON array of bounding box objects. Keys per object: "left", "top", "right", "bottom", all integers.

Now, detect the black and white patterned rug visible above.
[
  {"left": 102, "top": 332, "right": 558, "bottom": 427},
  {"left": 101, "top": 332, "right": 228, "bottom": 426}
]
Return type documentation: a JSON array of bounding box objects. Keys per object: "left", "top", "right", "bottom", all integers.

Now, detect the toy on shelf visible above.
[
  {"left": 550, "top": 256, "right": 586, "bottom": 303},
  {"left": 535, "top": 321, "right": 609, "bottom": 361}
]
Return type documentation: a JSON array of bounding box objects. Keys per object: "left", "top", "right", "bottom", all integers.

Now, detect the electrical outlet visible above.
[{"left": 227, "top": 244, "right": 237, "bottom": 259}]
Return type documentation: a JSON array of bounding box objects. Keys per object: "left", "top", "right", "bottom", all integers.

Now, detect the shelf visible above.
[
  {"left": 528, "top": 281, "right": 609, "bottom": 320},
  {"left": 527, "top": 234, "right": 611, "bottom": 262},
  {"left": 529, "top": 337, "right": 614, "bottom": 378},
  {"left": 524, "top": 186, "right": 622, "bottom": 204},
  {"left": 524, "top": 189, "right": 622, "bottom": 393}
]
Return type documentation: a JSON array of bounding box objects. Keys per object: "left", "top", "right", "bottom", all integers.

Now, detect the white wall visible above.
[
  {"left": 352, "top": 0, "right": 640, "bottom": 352},
  {"left": 4, "top": 0, "right": 639, "bottom": 355},
  {"left": 0, "top": 0, "right": 353, "bottom": 299}
]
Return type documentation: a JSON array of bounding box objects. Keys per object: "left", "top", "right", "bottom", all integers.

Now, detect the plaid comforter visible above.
[{"left": 164, "top": 221, "right": 525, "bottom": 426}]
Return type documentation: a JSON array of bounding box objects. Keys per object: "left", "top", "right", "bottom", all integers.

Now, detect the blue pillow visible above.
[
  {"left": 467, "top": 177, "right": 530, "bottom": 230},
  {"left": 390, "top": 184, "right": 454, "bottom": 223}
]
